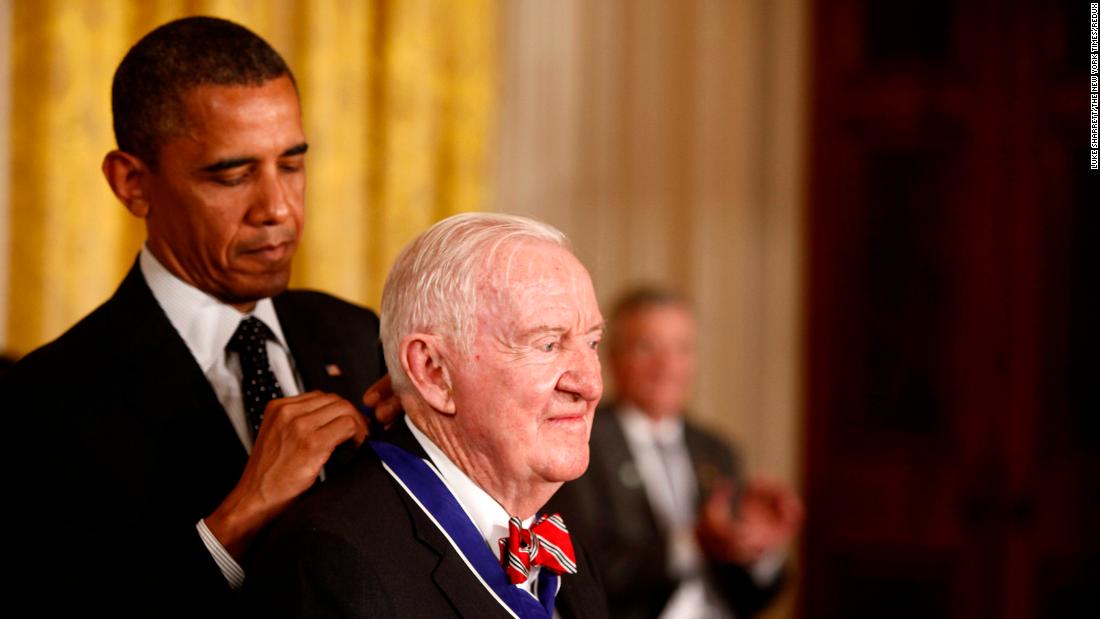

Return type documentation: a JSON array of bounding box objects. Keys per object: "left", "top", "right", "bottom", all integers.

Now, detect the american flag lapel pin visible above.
[{"left": 324, "top": 363, "right": 343, "bottom": 377}]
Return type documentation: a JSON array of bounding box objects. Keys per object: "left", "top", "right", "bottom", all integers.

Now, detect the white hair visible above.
[{"left": 380, "top": 212, "right": 570, "bottom": 391}]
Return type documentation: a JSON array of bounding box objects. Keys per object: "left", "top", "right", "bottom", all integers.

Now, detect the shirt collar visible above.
[
  {"left": 139, "top": 245, "right": 290, "bottom": 373},
  {"left": 404, "top": 416, "right": 535, "bottom": 555},
  {"left": 616, "top": 401, "right": 686, "bottom": 448}
]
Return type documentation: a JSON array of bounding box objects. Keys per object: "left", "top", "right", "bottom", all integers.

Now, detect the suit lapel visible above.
[
  {"left": 109, "top": 262, "right": 249, "bottom": 513},
  {"left": 683, "top": 421, "right": 739, "bottom": 507},
  {"left": 554, "top": 544, "right": 606, "bottom": 619},
  {"left": 429, "top": 549, "right": 517, "bottom": 619},
  {"left": 374, "top": 423, "right": 524, "bottom": 619},
  {"left": 599, "top": 408, "right": 665, "bottom": 542},
  {"left": 273, "top": 294, "right": 355, "bottom": 397}
]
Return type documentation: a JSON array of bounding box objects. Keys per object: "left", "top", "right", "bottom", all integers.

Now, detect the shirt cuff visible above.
[
  {"left": 196, "top": 519, "right": 246, "bottom": 589},
  {"left": 749, "top": 548, "right": 786, "bottom": 587}
]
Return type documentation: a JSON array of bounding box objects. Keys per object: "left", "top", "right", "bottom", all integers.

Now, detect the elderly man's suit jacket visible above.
[
  {"left": 546, "top": 405, "right": 784, "bottom": 619},
  {"left": 4, "top": 261, "right": 384, "bottom": 617},
  {"left": 244, "top": 421, "right": 609, "bottom": 618}
]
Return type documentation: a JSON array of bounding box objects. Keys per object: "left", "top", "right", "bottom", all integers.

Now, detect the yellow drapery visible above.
[{"left": 4, "top": 0, "right": 498, "bottom": 355}]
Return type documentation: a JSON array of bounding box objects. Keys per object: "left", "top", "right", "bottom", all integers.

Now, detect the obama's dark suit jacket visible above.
[
  {"left": 244, "top": 420, "right": 609, "bottom": 618},
  {"left": 4, "top": 261, "right": 383, "bottom": 617}
]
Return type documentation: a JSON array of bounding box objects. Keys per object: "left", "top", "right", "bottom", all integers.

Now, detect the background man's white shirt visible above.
[{"left": 618, "top": 404, "right": 783, "bottom": 619}]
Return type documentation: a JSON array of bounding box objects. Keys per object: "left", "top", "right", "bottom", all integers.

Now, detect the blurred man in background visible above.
[{"left": 550, "top": 287, "right": 804, "bottom": 618}]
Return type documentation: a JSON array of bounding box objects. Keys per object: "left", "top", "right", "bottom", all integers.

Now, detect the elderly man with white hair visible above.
[{"left": 245, "top": 213, "right": 609, "bottom": 618}]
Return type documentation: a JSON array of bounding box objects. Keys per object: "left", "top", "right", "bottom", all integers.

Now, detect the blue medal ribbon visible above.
[{"left": 370, "top": 440, "right": 560, "bottom": 619}]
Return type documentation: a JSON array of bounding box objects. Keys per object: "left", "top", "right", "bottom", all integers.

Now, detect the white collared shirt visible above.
[
  {"left": 405, "top": 416, "right": 544, "bottom": 599},
  {"left": 617, "top": 404, "right": 697, "bottom": 533},
  {"left": 140, "top": 246, "right": 301, "bottom": 450},
  {"left": 139, "top": 245, "right": 302, "bottom": 589}
]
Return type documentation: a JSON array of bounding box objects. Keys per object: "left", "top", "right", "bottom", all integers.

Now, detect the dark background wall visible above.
[{"left": 803, "top": 1, "right": 1097, "bottom": 617}]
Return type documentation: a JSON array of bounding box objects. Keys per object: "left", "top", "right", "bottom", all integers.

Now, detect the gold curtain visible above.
[{"left": 4, "top": 0, "right": 499, "bottom": 355}]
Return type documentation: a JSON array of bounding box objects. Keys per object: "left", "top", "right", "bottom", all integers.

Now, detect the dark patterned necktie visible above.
[
  {"left": 227, "top": 316, "right": 284, "bottom": 438},
  {"left": 498, "top": 513, "right": 578, "bottom": 584}
]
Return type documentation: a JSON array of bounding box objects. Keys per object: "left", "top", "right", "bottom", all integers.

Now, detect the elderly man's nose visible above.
[{"left": 560, "top": 350, "right": 603, "bottom": 402}]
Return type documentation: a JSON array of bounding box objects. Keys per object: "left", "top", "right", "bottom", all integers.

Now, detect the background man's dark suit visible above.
[
  {"left": 244, "top": 420, "right": 609, "bottom": 619},
  {"left": 548, "top": 406, "right": 783, "bottom": 619},
  {"left": 5, "top": 262, "right": 383, "bottom": 616}
]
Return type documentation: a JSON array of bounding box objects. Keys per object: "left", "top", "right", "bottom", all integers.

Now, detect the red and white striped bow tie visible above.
[{"left": 498, "top": 513, "right": 578, "bottom": 585}]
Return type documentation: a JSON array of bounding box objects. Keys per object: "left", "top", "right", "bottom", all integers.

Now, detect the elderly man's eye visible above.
[{"left": 540, "top": 341, "right": 559, "bottom": 352}]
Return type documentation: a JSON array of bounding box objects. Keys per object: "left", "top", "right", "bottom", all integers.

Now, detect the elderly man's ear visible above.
[{"left": 400, "top": 334, "right": 457, "bottom": 415}]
